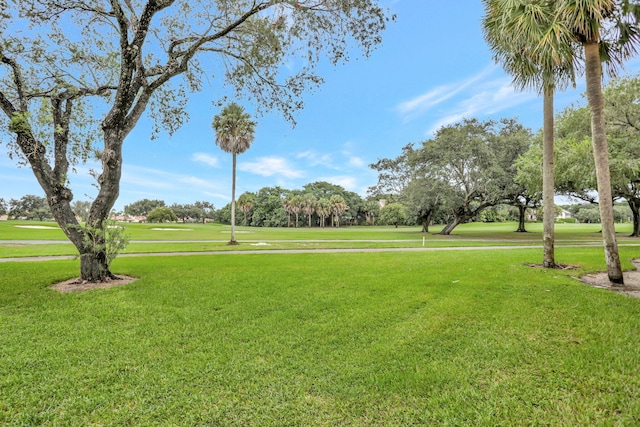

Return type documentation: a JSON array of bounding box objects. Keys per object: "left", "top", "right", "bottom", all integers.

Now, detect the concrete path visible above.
[
  {"left": 0, "top": 245, "right": 538, "bottom": 263},
  {"left": 2, "top": 241, "right": 639, "bottom": 263}
]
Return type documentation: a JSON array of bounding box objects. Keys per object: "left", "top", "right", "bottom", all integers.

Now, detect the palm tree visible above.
[
  {"left": 290, "top": 195, "right": 304, "bottom": 228},
  {"left": 316, "top": 198, "right": 331, "bottom": 228},
  {"left": 329, "top": 195, "right": 348, "bottom": 228},
  {"left": 302, "top": 194, "right": 317, "bottom": 228},
  {"left": 363, "top": 200, "right": 380, "bottom": 225},
  {"left": 237, "top": 193, "right": 255, "bottom": 226},
  {"left": 483, "top": 0, "right": 578, "bottom": 268},
  {"left": 212, "top": 103, "right": 256, "bottom": 245},
  {"left": 282, "top": 196, "right": 293, "bottom": 228},
  {"left": 555, "top": 0, "right": 640, "bottom": 284}
]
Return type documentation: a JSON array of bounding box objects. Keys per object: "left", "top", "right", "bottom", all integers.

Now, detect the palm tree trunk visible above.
[
  {"left": 584, "top": 41, "right": 623, "bottom": 284},
  {"left": 230, "top": 152, "right": 237, "bottom": 244},
  {"left": 542, "top": 87, "right": 555, "bottom": 268}
]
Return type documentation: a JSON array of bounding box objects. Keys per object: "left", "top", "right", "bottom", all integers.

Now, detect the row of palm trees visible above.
[
  {"left": 282, "top": 194, "right": 349, "bottom": 228},
  {"left": 237, "top": 193, "right": 350, "bottom": 228},
  {"left": 483, "top": 0, "right": 640, "bottom": 285}
]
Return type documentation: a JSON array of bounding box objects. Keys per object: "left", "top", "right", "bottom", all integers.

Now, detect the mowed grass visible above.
[
  {"left": 1, "top": 246, "right": 640, "bottom": 425},
  {"left": 1, "top": 220, "right": 639, "bottom": 258}
]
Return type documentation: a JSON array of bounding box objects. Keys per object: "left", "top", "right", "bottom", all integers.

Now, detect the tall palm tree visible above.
[
  {"left": 283, "top": 196, "right": 293, "bottom": 228},
  {"left": 556, "top": 0, "right": 640, "bottom": 284},
  {"left": 287, "top": 195, "right": 303, "bottom": 228},
  {"left": 302, "top": 194, "right": 317, "bottom": 228},
  {"left": 316, "top": 198, "right": 331, "bottom": 228},
  {"left": 212, "top": 103, "right": 256, "bottom": 245},
  {"left": 329, "top": 195, "right": 348, "bottom": 228},
  {"left": 483, "top": 0, "right": 578, "bottom": 268}
]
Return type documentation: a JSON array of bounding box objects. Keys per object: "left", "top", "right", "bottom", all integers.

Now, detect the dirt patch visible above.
[
  {"left": 578, "top": 259, "right": 640, "bottom": 298},
  {"left": 525, "top": 261, "right": 640, "bottom": 298},
  {"left": 524, "top": 263, "right": 579, "bottom": 270},
  {"left": 51, "top": 275, "right": 138, "bottom": 292}
]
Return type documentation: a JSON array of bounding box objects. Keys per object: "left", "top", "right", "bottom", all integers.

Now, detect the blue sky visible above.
[{"left": 2, "top": 0, "right": 640, "bottom": 212}]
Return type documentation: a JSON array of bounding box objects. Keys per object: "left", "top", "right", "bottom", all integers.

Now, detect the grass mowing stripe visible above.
[{"left": 0, "top": 247, "right": 639, "bottom": 425}]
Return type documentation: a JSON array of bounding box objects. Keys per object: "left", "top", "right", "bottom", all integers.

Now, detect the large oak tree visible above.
[{"left": 0, "top": 0, "right": 389, "bottom": 281}]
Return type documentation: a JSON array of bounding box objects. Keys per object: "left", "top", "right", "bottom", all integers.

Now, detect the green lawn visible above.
[
  {"left": 1, "top": 220, "right": 638, "bottom": 259},
  {"left": 1, "top": 245, "right": 640, "bottom": 425}
]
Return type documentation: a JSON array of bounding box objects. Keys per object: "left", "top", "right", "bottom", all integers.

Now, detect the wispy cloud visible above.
[
  {"left": 395, "top": 64, "right": 542, "bottom": 136},
  {"left": 238, "top": 156, "right": 304, "bottom": 179},
  {"left": 396, "top": 65, "right": 496, "bottom": 122},
  {"left": 348, "top": 156, "right": 366, "bottom": 168},
  {"left": 191, "top": 152, "right": 220, "bottom": 167},
  {"left": 318, "top": 175, "right": 358, "bottom": 191},
  {"left": 425, "top": 77, "right": 538, "bottom": 135},
  {"left": 121, "top": 165, "right": 223, "bottom": 192},
  {"left": 296, "top": 150, "right": 336, "bottom": 168}
]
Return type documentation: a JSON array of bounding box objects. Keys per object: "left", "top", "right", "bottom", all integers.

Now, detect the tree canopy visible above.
[{"left": 0, "top": 0, "right": 390, "bottom": 281}]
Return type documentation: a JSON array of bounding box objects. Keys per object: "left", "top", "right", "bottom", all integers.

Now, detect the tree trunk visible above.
[
  {"left": 79, "top": 245, "right": 114, "bottom": 282},
  {"left": 628, "top": 198, "right": 640, "bottom": 237},
  {"left": 230, "top": 152, "right": 237, "bottom": 244},
  {"left": 584, "top": 41, "right": 623, "bottom": 284},
  {"left": 21, "top": 120, "right": 120, "bottom": 282},
  {"left": 420, "top": 211, "right": 432, "bottom": 233},
  {"left": 542, "top": 87, "right": 555, "bottom": 268},
  {"left": 439, "top": 215, "right": 462, "bottom": 235},
  {"left": 516, "top": 205, "right": 527, "bottom": 233}
]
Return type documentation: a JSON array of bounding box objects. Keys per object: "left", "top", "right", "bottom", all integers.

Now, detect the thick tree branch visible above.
[{"left": 0, "top": 54, "right": 26, "bottom": 111}]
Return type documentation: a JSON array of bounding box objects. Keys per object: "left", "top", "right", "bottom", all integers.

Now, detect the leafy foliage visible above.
[
  {"left": 74, "top": 219, "right": 129, "bottom": 268},
  {"left": 147, "top": 207, "right": 179, "bottom": 223}
]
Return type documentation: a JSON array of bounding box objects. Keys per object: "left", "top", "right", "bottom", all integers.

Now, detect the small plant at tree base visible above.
[{"left": 71, "top": 220, "right": 129, "bottom": 278}]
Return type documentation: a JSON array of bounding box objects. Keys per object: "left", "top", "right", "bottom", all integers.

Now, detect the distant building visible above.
[
  {"left": 556, "top": 209, "right": 572, "bottom": 220},
  {"left": 0, "top": 214, "right": 8, "bottom": 221},
  {"left": 110, "top": 214, "right": 147, "bottom": 223}
]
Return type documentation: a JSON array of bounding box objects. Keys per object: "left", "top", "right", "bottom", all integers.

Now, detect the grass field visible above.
[
  {"left": 1, "top": 220, "right": 638, "bottom": 259},
  {"left": 1, "top": 221, "right": 640, "bottom": 425}
]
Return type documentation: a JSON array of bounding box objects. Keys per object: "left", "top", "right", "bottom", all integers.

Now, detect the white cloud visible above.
[
  {"left": 318, "top": 175, "right": 358, "bottom": 191},
  {"left": 121, "top": 164, "right": 223, "bottom": 192},
  {"left": 424, "top": 76, "right": 538, "bottom": 136},
  {"left": 191, "top": 152, "right": 220, "bottom": 167},
  {"left": 396, "top": 65, "right": 496, "bottom": 122},
  {"left": 238, "top": 156, "right": 304, "bottom": 178},
  {"left": 347, "top": 156, "right": 366, "bottom": 168},
  {"left": 203, "top": 191, "right": 230, "bottom": 201},
  {"left": 297, "top": 150, "right": 336, "bottom": 168}
]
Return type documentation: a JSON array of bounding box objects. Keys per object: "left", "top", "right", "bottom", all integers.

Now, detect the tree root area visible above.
[
  {"left": 526, "top": 260, "right": 640, "bottom": 298},
  {"left": 578, "top": 259, "right": 640, "bottom": 298},
  {"left": 51, "top": 275, "right": 138, "bottom": 292}
]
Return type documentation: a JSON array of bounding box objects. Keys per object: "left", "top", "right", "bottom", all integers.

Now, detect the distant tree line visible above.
[{"left": 215, "top": 181, "right": 377, "bottom": 228}]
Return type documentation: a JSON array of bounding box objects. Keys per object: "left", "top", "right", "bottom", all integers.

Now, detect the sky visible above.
[{"left": 2, "top": 0, "right": 640, "bottom": 212}]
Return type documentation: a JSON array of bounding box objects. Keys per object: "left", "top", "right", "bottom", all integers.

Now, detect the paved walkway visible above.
[{"left": 0, "top": 240, "right": 640, "bottom": 263}]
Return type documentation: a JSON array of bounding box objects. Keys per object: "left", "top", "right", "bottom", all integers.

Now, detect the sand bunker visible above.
[
  {"left": 15, "top": 225, "right": 59, "bottom": 229},
  {"left": 151, "top": 228, "right": 193, "bottom": 231}
]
